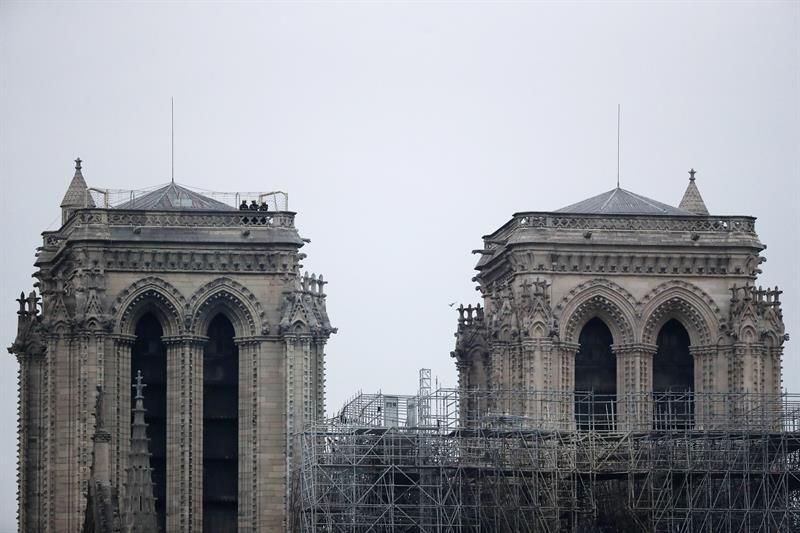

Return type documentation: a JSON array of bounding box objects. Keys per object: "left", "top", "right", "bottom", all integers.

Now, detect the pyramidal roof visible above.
[
  {"left": 60, "top": 158, "right": 95, "bottom": 208},
  {"left": 678, "top": 169, "right": 709, "bottom": 215},
  {"left": 114, "top": 182, "right": 234, "bottom": 211},
  {"left": 556, "top": 187, "right": 693, "bottom": 216}
]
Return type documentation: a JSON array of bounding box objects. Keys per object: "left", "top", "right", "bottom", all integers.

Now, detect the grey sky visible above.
[{"left": 1, "top": 1, "right": 798, "bottom": 529}]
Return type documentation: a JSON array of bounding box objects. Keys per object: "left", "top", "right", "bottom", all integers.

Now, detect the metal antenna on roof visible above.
[
  {"left": 616, "top": 104, "right": 621, "bottom": 189},
  {"left": 171, "top": 97, "right": 175, "bottom": 184}
]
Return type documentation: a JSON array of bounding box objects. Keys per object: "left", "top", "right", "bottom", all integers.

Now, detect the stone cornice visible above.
[
  {"left": 689, "top": 344, "right": 718, "bottom": 357},
  {"left": 612, "top": 342, "right": 658, "bottom": 355},
  {"left": 110, "top": 333, "right": 137, "bottom": 344},
  {"left": 504, "top": 212, "right": 756, "bottom": 238},
  {"left": 162, "top": 335, "right": 209, "bottom": 347},
  {"left": 234, "top": 335, "right": 284, "bottom": 345},
  {"left": 61, "top": 208, "right": 297, "bottom": 233},
  {"left": 554, "top": 341, "right": 581, "bottom": 352}
]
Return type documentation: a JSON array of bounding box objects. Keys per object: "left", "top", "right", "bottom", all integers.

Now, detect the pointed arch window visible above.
[
  {"left": 203, "top": 314, "right": 239, "bottom": 532},
  {"left": 653, "top": 319, "right": 694, "bottom": 429},
  {"left": 575, "top": 318, "right": 616, "bottom": 431}
]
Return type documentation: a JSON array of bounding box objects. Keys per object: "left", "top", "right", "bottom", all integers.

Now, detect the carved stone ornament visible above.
[
  {"left": 9, "top": 290, "right": 46, "bottom": 357},
  {"left": 726, "top": 284, "right": 786, "bottom": 345},
  {"left": 518, "top": 277, "right": 557, "bottom": 339},
  {"left": 111, "top": 277, "right": 188, "bottom": 335},
  {"left": 556, "top": 279, "right": 637, "bottom": 344},
  {"left": 486, "top": 283, "right": 518, "bottom": 341},
  {"left": 279, "top": 272, "right": 335, "bottom": 337},
  {"left": 188, "top": 277, "right": 270, "bottom": 336}
]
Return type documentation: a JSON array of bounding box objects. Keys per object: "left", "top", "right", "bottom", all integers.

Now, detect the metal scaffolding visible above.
[{"left": 292, "top": 389, "right": 800, "bottom": 532}]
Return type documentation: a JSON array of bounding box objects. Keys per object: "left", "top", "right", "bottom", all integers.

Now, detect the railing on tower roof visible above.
[{"left": 85, "top": 184, "right": 289, "bottom": 211}]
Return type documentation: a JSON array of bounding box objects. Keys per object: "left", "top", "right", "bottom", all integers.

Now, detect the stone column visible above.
[
  {"left": 691, "top": 344, "right": 717, "bottom": 430},
  {"left": 256, "top": 336, "right": 286, "bottom": 532},
  {"left": 52, "top": 331, "right": 83, "bottom": 532},
  {"left": 235, "top": 336, "right": 261, "bottom": 533},
  {"left": 521, "top": 339, "right": 555, "bottom": 425},
  {"left": 613, "top": 343, "right": 656, "bottom": 432},
  {"left": 554, "top": 341, "right": 579, "bottom": 430},
  {"left": 315, "top": 339, "right": 328, "bottom": 423},
  {"left": 15, "top": 351, "right": 46, "bottom": 533},
  {"left": 766, "top": 346, "right": 783, "bottom": 430},
  {"left": 163, "top": 335, "right": 206, "bottom": 533},
  {"left": 488, "top": 341, "right": 507, "bottom": 415},
  {"left": 110, "top": 334, "right": 135, "bottom": 503}
]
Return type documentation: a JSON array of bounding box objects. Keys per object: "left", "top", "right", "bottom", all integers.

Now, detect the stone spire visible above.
[
  {"left": 678, "top": 168, "right": 709, "bottom": 215},
  {"left": 122, "top": 371, "right": 158, "bottom": 533},
  {"left": 61, "top": 157, "right": 96, "bottom": 224},
  {"left": 81, "top": 386, "right": 122, "bottom": 533}
]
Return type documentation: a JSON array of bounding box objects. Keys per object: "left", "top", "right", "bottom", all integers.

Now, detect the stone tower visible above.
[
  {"left": 453, "top": 171, "right": 787, "bottom": 430},
  {"left": 9, "top": 159, "right": 334, "bottom": 532}
]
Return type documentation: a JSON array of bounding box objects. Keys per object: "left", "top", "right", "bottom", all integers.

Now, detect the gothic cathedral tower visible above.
[
  {"left": 9, "top": 159, "right": 334, "bottom": 532},
  {"left": 453, "top": 172, "right": 787, "bottom": 431}
]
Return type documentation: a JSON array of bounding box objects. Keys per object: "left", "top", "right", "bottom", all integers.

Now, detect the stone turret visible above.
[
  {"left": 678, "top": 168, "right": 709, "bottom": 215},
  {"left": 60, "top": 157, "right": 96, "bottom": 224},
  {"left": 122, "top": 371, "right": 158, "bottom": 533}
]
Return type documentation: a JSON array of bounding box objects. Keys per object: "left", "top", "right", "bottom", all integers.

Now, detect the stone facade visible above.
[
  {"left": 9, "top": 161, "right": 334, "bottom": 532},
  {"left": 453, "top": 177, "right": 788, "bottom": 430}
]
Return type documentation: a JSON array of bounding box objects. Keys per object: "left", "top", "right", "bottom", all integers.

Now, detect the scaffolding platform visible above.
[{"left": 293, "top": 390, "right": 800, "bottom": 532}]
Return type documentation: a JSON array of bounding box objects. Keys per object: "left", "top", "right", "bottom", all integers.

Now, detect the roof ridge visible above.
[
  {"left": 599, "top": 188, "right": 619, "bottom": 212},
  {"left": 555, "top": 185, "right": 694, "bottom": 216},
  {"left": 112, "top": 181, "right": 235, "bottom": 211},
  {"left": 622, "top": 188, "right": 670, "bottom": 213}
]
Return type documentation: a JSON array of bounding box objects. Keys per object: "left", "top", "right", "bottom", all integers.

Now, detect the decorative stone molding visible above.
[
  {"left": 514, "top": 213, "right": 756, "bottom": 234},
  {"left": 639, "top": 281, "right": 720, "bottom": 346},
  {"left": 726, "top": 284, "right": 787, "bottom": 344},
  {"left": 100, "top": 249, "right": 298, "bottom": 275},
  {"left": 8, "top": 291, "right": 46, "bottom": 357},
  {"left": 188, "top": 277, "right": 268, "bottom": 336},
  {"left": 517, "top": 278, "right": 557, "bottom": 339},
  {"left": 556, "top": 280, "right": 637, "bottom": 344},
  {"left": 112, "top": 277, "right": 187, "bottom": 336},
  {"left": 279, "top": 272, "right": 335, "bottom": 338},
  {"left": 65, "top": 209, "right": 296, "bottom": 232}
]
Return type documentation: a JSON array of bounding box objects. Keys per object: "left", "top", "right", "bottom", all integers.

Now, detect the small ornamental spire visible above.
[
  {"left": 60, "top": 156, "right": 95, "bottom": 223},
  {"left": 82, "top": 384, "right": 122, "bottom": 532},
  {"left": 134, "top": 369, "right": 146, "bottom": 400},
  {"left": 123, "top": 370, "right": 158, "bottom": 533},
  {"left": 678, "top": 167, "right": 709, "bottom": 216}
]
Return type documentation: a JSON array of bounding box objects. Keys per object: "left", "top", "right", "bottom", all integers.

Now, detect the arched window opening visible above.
[
  {"left": 653, "top": 319, "right": 694, "bottom": 429},
  {"left": 575, "top": 318, "right": 616, "bottom": 431},
  {"left": 203, "top": 314, "right": 239, "bottom": 532},
  {"left": 131, "top": 313, "right": 167, "bottom": 532}
]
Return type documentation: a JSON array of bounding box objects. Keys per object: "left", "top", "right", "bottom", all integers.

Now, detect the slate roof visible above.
[
  {"left": 113, "top": 182, "right": 235, "bottom": 211},
  {"left": 556, "top": 187, "right": 694, "bottom": 216}
]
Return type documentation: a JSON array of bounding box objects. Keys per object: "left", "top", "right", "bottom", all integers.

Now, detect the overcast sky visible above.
[{"left": 1, "top": 2, "right": 798, "bottom": 528}]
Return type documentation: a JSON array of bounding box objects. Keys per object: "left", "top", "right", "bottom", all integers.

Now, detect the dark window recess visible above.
[
  {"left": 132, "top": 313, "right": 167, "bottom": 533},
  {"left": 575, "top": 318, "right": 617, "bottom": 431},
  {"left": 203, "top": 314, "right": 238, "bottom": 532},
  {"left": 653, "top": 319, "right": 694, "bottom": 430}
]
